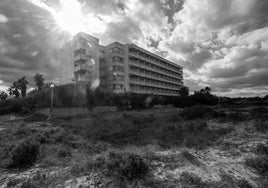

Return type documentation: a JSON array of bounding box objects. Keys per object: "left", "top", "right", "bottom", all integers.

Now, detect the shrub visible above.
[
  {"left": 179, "top": 172, "right": 205, "bottom": 188},
  {"left": 70, "top": 163, "right": 86, "bottom": 176},
  {"left": 57, "top": 147, "right": 71, "bottom": 158},
  {"left": 183, "top": 136, "right": 201, "bottom": 148},
  {"left": 104, "top": 151, "right": 149, "bottom": 182},
  {"left": 24, "top": 113, "right": 48, "bottom": 122},
  {"left": 181, "top": 106, "right": 219, "bottom": 120},
  {"left": 158, "top": 124, "right": 184, "bottom": 147},
  {"left": 184, "top": 121, "right": 208, "bottom": 132},
  {"left": 255, "top": 144, "right": 268, "bottom": 156},
  {"left": 0, "top": 98, "right": 24, "bottom": 115},
  {"left": 85, "top": 142, "right": 111, "bottom": 154},
  {"left": 236, "top": 179, "right": 253, "bottom": 188},
  {"left": 254, "top": 120, "right": 268, "bottom": 132},
  {"left": 181, "top": 150, "right": 201, "bottom": 166},
  {"left": 227, "top": 111, "right": 245, "bottom": 121},
  {"left": 7, "top": 179, "right": 21, "bottom": 187},
  {"left": 250, "top": 107, "right": 268, "bottom": 119},
  {"left": 245, "top": 156, "right": 268, "bottom": 175},
  {"left": 8, "top": 140, "right": 39, "bottom": 168},
  {"left": 166, "top": 112, "right": 182, "bottom": 123}
]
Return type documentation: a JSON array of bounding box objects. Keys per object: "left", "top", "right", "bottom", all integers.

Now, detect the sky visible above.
[{"left": 0, "top": 0, "right": 268, "bottom": 97}]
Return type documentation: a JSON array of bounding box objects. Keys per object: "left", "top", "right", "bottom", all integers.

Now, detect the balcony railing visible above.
[
  {"left": 129, "top": 88, "right": 179, "bottom": 96},
  {"left": 74, "top": 54, "right": 90, "bottom": 62},
  {"left": 74, "top": 64, "right": 93, "bottom": 73},
  {"left": 128, "top": 60, "right": 182, "bottom": 81},
  {"left": 129, "top": 79, "right": 180, "bottom": 91},
  {"left": 128, "top": 52, "right": 182, "bottom": 75},
  {"left": 128, "top": 68, "right": 183, "bottom": 86}
]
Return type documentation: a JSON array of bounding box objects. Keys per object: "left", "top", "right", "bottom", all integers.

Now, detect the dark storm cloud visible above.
[
  {"left": 1, "top": 0, "right": 268, "bottom": 97},
  {"left": 0, "top": 0, "right": 68, "bottom": 88},
  {"left": 158, "top": 0, "right": 268, "bottom": 96},
  {"left": 233, "top": 0, "right": 268, "bottom": 34},
  {"left": 81, "top": 0, "right": 127, "bottom": 16}
]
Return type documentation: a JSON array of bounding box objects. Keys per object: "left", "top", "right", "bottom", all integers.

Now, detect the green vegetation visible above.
[
  {"left": 0, "top": 105, "right": 267, "bottom": 187},
  {"left": 100, "top": 151, "right": 149, "bottom": 182},
  {"left": 245, "top": 143, "right": 268, "bottom": 176},
  {"left": 8, "top": 139, "right": 39, "bottom": 168},
  {"left": 0, "top": 74, "right": 268, "bottom": 187},
  {"left": 1, "top": 72, "right": 268, "bottom": 116},
  {"left": 34, "top": 73, "right": 45, "bottom": 92}
]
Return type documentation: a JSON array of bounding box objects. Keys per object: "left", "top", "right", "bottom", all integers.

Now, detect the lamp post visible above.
[{"left": 50, "top": 83, "right": 54, "bottom": 119}]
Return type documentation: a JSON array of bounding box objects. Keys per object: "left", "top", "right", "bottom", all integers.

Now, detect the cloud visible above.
[
  {"left": 0, "top": 14, "right": 8, "bottom": 23},
  {"left": 0, "top": 0, "right": 268, "bottom": 97},
  {"left": 157, "top": 0, "right": 268, "bottom": 96},
  {"left": 0, "top": 0, "right": 71, "bottom": 88}
]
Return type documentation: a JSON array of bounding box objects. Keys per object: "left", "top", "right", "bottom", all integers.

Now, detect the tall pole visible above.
[{"left": 50, "top": 83, "right": 54, "bottom": 119}]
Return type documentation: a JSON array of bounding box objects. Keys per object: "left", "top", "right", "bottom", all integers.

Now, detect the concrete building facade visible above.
[{"left": 60, "top": 32, "right": 183, "bottom": 96}]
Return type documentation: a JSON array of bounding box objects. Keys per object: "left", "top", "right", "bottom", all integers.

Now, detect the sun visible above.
[
  {"left": 28, "top": 0, "right": 107, "bottom": 36},
  {"left": 51, "top": 0, "right": 85, "bottom": 35}
]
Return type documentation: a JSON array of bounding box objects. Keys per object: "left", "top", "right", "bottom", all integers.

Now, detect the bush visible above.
[
  {"left": 254, "top": 120, "right": 268, "bottom": 132},
  {"left": 8, "top": 140, "right": 39, "bottom": 168},
  {"left": 181, "top": 150, "right": 200, "bottom": 166},
  {"left": 0, "top": 98, "right": 24, "bottom": 115},
  {"left": 236, "top": 179, "right": 253, "bottom": 188},
  {"left": 159, "top": 124, "right": 184, "bottom": 147},
  {"left": 245, "top": 156, "right": 268, "bottom": 175},
  {"left": 104, "top": 151, "right": 149, "bottom": 182},
  {"left": 250, "top": 107, "right": 268, "bottom": 119},
  {"left": 245, "top": 143, "right": 268, "bottom": 176},
  {"left": 179, "top": 172, "right": 205, "bottom": 188},
  {"left": 57, "top": 147, "right": 71, "bottom": 158},
  {"left": 181, "top": 106, "right": 219, "bottom": 120},
  {"left": 255, "top": 144, "right": 268, "bottom": 156},
  {"left": 24, "top": 113, "right": 48, "bottom": 122}
]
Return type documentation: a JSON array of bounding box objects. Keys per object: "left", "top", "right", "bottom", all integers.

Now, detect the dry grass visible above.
[{"left": 0, "top": 105, "right": 267, "bottom": 187}]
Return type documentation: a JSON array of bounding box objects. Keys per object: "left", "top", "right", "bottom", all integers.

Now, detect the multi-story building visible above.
[{"left": 60, "top": 32, "right": 183, "bottom": 96}]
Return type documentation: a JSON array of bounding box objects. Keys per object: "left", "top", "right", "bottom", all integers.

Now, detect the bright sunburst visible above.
[
  {"left": 29, "top": 0, "right": 107, "bottom": 36},
  {"left": 52, "top": 0, "right": 85, "bottom": 35}
]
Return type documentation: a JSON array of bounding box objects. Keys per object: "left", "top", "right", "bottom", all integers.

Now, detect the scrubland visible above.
[{"left": 0, "top": 105, "right": 268, "bottom": 187}]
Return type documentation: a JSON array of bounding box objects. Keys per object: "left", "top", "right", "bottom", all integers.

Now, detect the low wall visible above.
[{"left": 37, "top": 106, "right": 117, "bottom": 118}]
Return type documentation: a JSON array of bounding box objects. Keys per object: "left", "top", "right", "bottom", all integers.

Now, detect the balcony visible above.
[
  {"left": 74, "top": 54, "right": 90, "bottom": 62},
  {"left": 129, "top": 69, "right": 180, "bottom": 86},
  {"left": 74, "top": 64, "right": 93, "bottom": 73},
  {"left": 129, "top": 87, "right": 179, "bottom": 96},
  {"left": 129, "top": 78, "right": 180, "bottom": 91},
  {"left": 128, "top": 58, "right": 182, "bottom": 79},
  {"left": 128, "top": 66, "right": 182, "bottom": 85},
  {"left": 128, "top": 52, "right": 182, "bottom": 75}
]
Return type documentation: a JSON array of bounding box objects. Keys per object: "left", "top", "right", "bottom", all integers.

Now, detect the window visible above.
[
  {"left": 74, "top": 60, "right": 86, "bottom": 67},
  {"left": 111, "top": 47, "right": 124, "bottom": 54},
  {"left": 112, "top": 56, "right": 124, "bottom": 63},
  {"left": 113, "top": 84, "right": 123, "bottom": 90},
  {"left": 113, "top": 75, "right": 124, "bottom": 81},
  {"left": 74, "top": 48, "right": 85, "bottom": 56},
  {"left": 113, "top": 65, "right": 124, "bottom": 72}
]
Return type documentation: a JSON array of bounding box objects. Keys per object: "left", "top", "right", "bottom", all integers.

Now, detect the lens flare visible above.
[
  {"left": 29, "top": 0, "right": 107, "bottom": 36},
  {"left": 52, "top": 0, "right": 85, "bottom": 35}
]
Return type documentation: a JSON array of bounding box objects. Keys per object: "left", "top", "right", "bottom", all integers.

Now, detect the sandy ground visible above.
[{"left": 0, "top": 108, "right": 267, "bottom": 187}]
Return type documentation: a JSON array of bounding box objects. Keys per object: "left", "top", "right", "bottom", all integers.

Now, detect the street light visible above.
[{"left": 50, "top": 83, "right": 54, "bottom": 119}]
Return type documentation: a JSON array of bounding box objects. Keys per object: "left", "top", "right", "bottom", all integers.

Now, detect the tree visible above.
[
  {"left": 17, "top": 77, "right": 28, "bottom": 97},
  {"left": 192, "top": 86, "right": 218, "bottom": 105},
  {"left": 34, "top": 73, "right": 44, "bottom": 91},
  {"left": 204, "top": 86, "right": 211, "bottom": 94},
  {"left": 0, "top": 91, "right": 8, "bottom": 101},
  {"left": 8, "top": 77, "right": 29, "bottom": 98},
  {"left": 179, "top": 86, "right": 189, "bottom": 99},
  {"left": 8, "top": 82, "right": 20, "bottom": 98}
]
